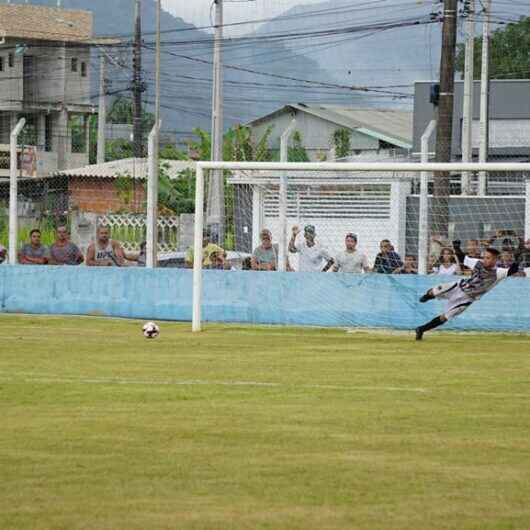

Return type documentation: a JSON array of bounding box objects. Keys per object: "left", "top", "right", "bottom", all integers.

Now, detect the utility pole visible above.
[
  {"left": 433, "top": 0, "right": 458, "bottom": 237},
  {"left": 478, "top": 0, "right": 492, "bottom": 195},
  {"left": 97, "top": 53, "right": 106, "bottom": 164},
  {"left": 206, "top": 0, "right": 224, "bottom": 245},
  {"left": 132, "top": 0, "right": 143, "bottom": 158},
  {"left": 155, "top": 0, "right": 161, "bottom": 134},
  {"left": 145, "top": 0, "right": 161, "bottom": 268},
  {"left": 461, "top": 0, "right": 475, "bottom": 195}
]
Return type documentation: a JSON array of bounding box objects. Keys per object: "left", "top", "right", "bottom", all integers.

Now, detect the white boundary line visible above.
[
  {"left": 4, "top": 375, "right": 530, "bottom": 398},
  {"left": 0, "top": 373, "right": 429, "bottom": 393}
]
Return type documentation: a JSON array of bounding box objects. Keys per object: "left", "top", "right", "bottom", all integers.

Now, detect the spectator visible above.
[
  {"left": 373, "top": 239, "right": 403, "bottom": 274},
  {"left": 289, "top": 224, "right": 334, "bottom": 272},
  {"left": 125, "top": 241, "right": 146, "bottom": 267},
  {"left": 19, "top": 229, "right": 49, "bottom": 265},
  {"left": 86, "top": 226, "right": 125, "bottom": 267},
  {"left": 427, "top": 255, "right": 437, "bottom": 275},
  {"left": 519, "top": 239, "right": 530, "bottom": 270},
  {"left": 433, "top": 248, "right": 461, "bottom": 275},
  {"left": 499, "top": 250, "right": 515, "bottom": 269},
  {"left": 49, "top": 225, "right": 83, "bottom": 266},
  {"left": 251, "top": 229, "right": 277, "bottom": 271},
  {"left": 241, "top": 256, "right": 252, "bottom": 270},
  {"left": 429, "top": 233, "right": 449, "bottom": 262},
  {"left": 185, "top": 229, "right": 224, "bottom": 269},
  {"left": 0, "top": 244, "right": 6, "bottom": 264},
  {"left": 332, "top": 233, "right": 370, "bottom": 273},
  {"left": 466, "top": 239, "right": 482, "bottom": 258},
  {"left": 395, "top": 254, "right": 417, "bottom": 274},
  {"left": 209, "top": 250, "right": 229, "bottom": 270}
]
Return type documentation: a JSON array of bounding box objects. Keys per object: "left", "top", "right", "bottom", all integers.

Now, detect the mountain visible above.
[
  {"left": 9, "top": 0, "right": 364, "bottom": 138},
  {"left": 250, "top": 0, "right": 530, "bottom": 103}
]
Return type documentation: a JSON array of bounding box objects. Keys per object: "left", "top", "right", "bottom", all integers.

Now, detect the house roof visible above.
[
  {"left": 247, "top": 104, "right": 413, "bottom": 149},
  {"left": 0, "top": 5, "right": 92, "bottom": 42},
  {"left": 54, "top": 158, "right": 197, "bottom": 180}
]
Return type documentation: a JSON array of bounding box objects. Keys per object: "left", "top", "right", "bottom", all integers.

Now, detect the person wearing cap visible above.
[
  {"left": 289, "top": 224, "right": 334, "bottom": 272},
  {"left": 185, "top": 229, "right": 225, "bottom": 269},
  {"left": 251, "top": 229, "right": 277, "bottom": 271},
  {"left": 332, "top": 233, "right": 370, "bottom": 274}
]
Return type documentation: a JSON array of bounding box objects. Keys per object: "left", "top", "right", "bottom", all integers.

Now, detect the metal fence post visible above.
[
  {"left": 278, "top": 119, "right": 296, "bottom": 272},
  {"left": 418, "top": 120, "right": 437, "bottom": 275},
  {"left": 192, "top": 164, "right": 205, "bottom": 332},
  {"left": 9, "top": 118, "right": 25, "bottom": 265},
  {"left": 146, "top": 120, "right": 160, "bottom": 268}
]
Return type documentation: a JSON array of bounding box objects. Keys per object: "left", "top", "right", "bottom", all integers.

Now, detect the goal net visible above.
[{"left": 192, "top": 161, "right": 530, "bottom": 333}]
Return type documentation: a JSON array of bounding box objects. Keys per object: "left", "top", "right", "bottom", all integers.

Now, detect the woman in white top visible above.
[{"left": 433, "top": 247, "right": 461, "bottom": 275}]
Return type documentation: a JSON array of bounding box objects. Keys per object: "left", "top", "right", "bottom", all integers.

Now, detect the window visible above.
[
  {"left": 0, "top": 57, "right": 4, "bottom": 72},
  {"left": 81, "top": 61, "right": 87, "bottom": 77},
  {"left": 70, "top": 115, "right": 87, "bottom": 153},
  {"left": 71, "top": 57, "right": 78, "bottom": 72},
  {"left": 45, "top": 115, "right": 53, "bottom": 152},
  {"left": 8, "top": 53, "right": 14, "bottom": 68},
  {"left": 17, "top": 114, "right": 38, "bottom": 147}
]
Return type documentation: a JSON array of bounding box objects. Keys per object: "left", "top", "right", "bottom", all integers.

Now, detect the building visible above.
[
  {"left": 246, "top": 104, "right": 413, "bottom": 161},
  {"left": 0, "top": 4, "right": 107, "bottom": 178},
  {"left": 413, "top": 80, "right": 530, "bottom": 159},
  {"left": 51, "top": 158, "right": 196, "bottom": 215}
]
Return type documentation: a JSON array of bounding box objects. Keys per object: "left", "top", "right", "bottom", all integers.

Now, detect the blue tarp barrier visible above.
[{"left": 0, "top": 266, "right": 529, "bottom": 331}]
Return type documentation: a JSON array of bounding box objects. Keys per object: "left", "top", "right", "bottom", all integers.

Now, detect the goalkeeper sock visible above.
[
  {"left": 419, "top": 315, "right": 445, "bottom": 333},
  {"left": 416, "top": 316, "right": 446, "bottom": 340}
]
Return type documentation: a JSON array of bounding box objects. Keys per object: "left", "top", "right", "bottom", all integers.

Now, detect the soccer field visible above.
[{"left": 1, "top": 315, "right": 530, "bottom": 530}]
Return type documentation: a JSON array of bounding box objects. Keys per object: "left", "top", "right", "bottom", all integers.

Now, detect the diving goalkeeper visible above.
[{"left": 415, "top": 242, "right": 519, "bottom": 340}]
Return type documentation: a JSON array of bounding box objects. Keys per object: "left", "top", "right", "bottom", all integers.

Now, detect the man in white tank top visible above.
[{"left": 86, "top": 226, "right": 125, "bottom": 267}]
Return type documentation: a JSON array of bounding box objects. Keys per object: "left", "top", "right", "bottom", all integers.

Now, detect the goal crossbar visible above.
[
  {"left": 196, "top": 161, "right": 530, "bottom": 172},
  {"left": 192, "top": 161, "right": 530, "bottom": 332}
]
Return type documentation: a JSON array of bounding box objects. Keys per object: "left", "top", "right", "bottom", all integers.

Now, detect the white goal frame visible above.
[{"left": 192, "top": 161, "right": 530, "bottom": 332}]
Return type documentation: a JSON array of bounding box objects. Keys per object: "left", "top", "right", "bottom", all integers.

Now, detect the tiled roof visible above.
[{"left": 0, "top": 5, "right": 92, "bottom": 42}]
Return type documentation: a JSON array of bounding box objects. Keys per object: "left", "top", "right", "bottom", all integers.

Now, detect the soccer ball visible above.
[{"left": 143, "top": 322, "right": 160, "bottom": 339}]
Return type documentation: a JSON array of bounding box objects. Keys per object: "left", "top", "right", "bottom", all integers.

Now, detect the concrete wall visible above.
[
  {"left": 413, "top": 80, "right": 530, "bottom": 156},
  {"left": 0, "top": 40, "right": 23, "bottom": 109},
  {"left": 1, "top": 266, "right": 529, "bottom": 331},
  {"left": 64, "top": 46, "right": 91, "bottom": 105},
  {"left": 0, "top": 41, "right": 90, "bottom": 108},
  {"left": 250, "top": 109, "right": 379, "bottom": 161},
  {"left": 26, "top": 45, "right": 64, "bottom": 105}
]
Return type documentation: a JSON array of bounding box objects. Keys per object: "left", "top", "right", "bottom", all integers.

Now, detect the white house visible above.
[{"left": 246, "top": 104, "right": 413, "bottom": 161}]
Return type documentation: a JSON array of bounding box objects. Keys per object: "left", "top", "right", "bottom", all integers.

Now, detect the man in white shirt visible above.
[
  {"left": 289, "top": 224, "right": 334, "bottom": 272},
  {"left": 333, "top": 233, "right": 370, "bottom": 274}
]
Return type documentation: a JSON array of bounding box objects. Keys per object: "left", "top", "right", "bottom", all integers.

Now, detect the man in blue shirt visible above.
[{"left": 373, "top": 239, "right": 403, "bottom": 274}]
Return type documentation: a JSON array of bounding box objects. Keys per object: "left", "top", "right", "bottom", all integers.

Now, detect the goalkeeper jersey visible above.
[{"left": 459, "top": 256, "right": 509, "bottom": 299}]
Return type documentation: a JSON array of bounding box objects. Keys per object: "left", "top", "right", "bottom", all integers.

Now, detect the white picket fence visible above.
[{"left": 98, "top": 214, "right": 180, "bottom": 252}]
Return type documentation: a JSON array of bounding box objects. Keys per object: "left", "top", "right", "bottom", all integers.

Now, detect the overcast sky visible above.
[{"left": 162, "top": 0, "right": 320, "bottom": 30}]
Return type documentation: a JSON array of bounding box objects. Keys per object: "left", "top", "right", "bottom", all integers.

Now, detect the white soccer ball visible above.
[{"left": 143, "top": 322, "right": 160, "bottom": 339}]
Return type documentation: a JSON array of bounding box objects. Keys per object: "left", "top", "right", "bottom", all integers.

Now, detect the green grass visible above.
[{"left": 1, "top": 315, "right": 530, "bottom": 530}]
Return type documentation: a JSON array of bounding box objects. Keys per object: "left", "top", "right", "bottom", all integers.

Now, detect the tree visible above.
[
  {"left": 455, "top": 17, "right": 530, "bottom": 79},
  {"left": 332, "top": 128, "right": 352, "bottom": 159},
  {"left": 288, "top": 131, "right": 310, "bottom": 162},
  {"left": 106, "top": 138, "right": 134, "bottom": 161},
  {"left": 107, "top": 96, "right": 155, "bottom": 131}
]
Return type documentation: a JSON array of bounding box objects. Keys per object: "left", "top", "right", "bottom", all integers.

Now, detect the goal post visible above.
[{"left": 192, "top": 161, "right": 530, "bottom": 332}]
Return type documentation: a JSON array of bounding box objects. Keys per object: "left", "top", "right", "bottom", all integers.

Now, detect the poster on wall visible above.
[{"left": 21, "top": 146, "right": 37, "bottom": 177}]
